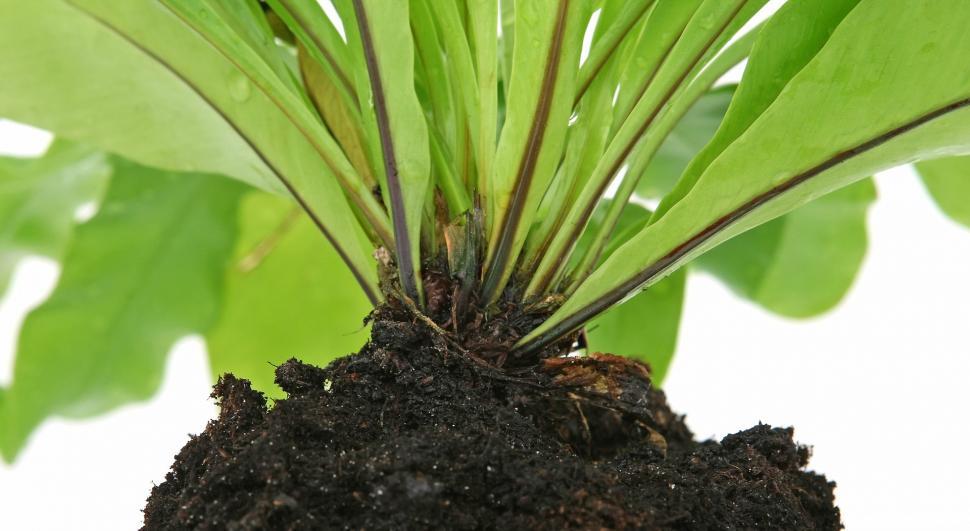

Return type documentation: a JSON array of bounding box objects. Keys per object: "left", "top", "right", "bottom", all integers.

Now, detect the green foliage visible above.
[
  {"left": 653, "top": 0, "right": 862, "bottom": 221},
  {"left": 2, "top": 0, "right": 970, "bottom": 459},
  {"left": 0, "top": 142, "right": 109, "bottom": 298},
  {"left": 349, "top": 0, "right": 431, "bottom": 300},
  {"left": 0, "top": 0, "right": 281, "bottom": 193},
  {"left": 522, "top": 0, "right": 970, "bottom": 352},
  {"left": 0, "top": 0, "right": 381, "bottom": 299},
  {"left": 482, "top": 0, "right": 588, "bottom": 302},
  {"left": 697, "top": 180, "right": 876, "bottom": 317},
  {"left": 916, "top": 156, "right": 970, "bottom": 228},
  {"left": 1, "top": 159, "right": 245, "bottom": 461},
  {"left": 637, "top": 86, "right": 735, "bottom": 200}
]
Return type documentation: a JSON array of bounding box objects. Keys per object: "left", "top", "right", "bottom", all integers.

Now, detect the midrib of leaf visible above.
[
  {"left": 65, "top": 2, "right": 379, "bottom": 304},
  {"left": 517, "top": 95, "right": 970, "bottom": 354},
  {"left": 351, "top": 0, "right": 418, "bottom": 300},
  {"left": 527, "top": 1, "right": 744, "bottom": 298},
  {"left": 480, "top": 0, "right": 570, "bottom": 303}
]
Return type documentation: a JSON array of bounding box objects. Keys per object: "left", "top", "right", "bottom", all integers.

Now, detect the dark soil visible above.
[{"left": 143, "top": 301, "right": 840, "bottom": 530}]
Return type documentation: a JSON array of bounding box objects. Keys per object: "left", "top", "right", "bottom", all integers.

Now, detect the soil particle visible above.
[{"left": 143, "top": 305, "right": 840, "bottom": 530}]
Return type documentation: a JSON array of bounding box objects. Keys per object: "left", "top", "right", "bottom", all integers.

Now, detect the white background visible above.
[{"left": 2, "top": 1, "right": 970, "bottom": 526}]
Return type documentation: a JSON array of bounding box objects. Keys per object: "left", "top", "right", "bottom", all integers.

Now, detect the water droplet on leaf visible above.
[{"left": 228, "top": 73, "right": 251, "bottom": 102}]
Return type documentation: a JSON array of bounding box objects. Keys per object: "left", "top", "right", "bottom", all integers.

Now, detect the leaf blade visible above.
[
  {"left": 653, "top": 0, "right": 863, "bottom": 221},
  {"left": 0, "top": 141, "right": 110, "bottom": 298},
  {"left": 482, "top": 0, "right": 588, "bottom": 302},
  {"left": 0, "top": 160, "right": 245, "bottom": 461},
  {"left": 0, "top": 0, "right": 278, "bottom": 192},
  {"left": 527, "top": 0, "right": 763, "bottom": 298},
  {"left": 915, "top": 156, "right": 970, "bottom": 228},
  {"left": 697, "top": 179, "right": 876, "bottom": 317},
  {"left": 586, "top": 269, "right": 685, "bottom": 384},
  {"left": 352, "top": 0, "right": 431, "bottom": 300}
]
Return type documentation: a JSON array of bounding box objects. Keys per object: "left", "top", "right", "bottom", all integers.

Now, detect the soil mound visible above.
[{"left": 143, "top": 306, "right": 840, "bottom": 530}]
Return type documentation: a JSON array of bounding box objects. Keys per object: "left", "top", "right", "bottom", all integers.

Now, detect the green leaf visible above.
[
  {"left": 571, "top": 201, "right": 652, "bottom": 274},
  {"left": 636, "top": 86, "right": 734, "bottom": 199},
  {"left": 200, "top": 0, "right": 301, "bottom": 93},
  {"left": 497, "top": 0, "right": 515, "bottom": 105},
  {"left": 623, "top": 0, "right": 871, "bottom": 319},
  {"left": 696, "top": 179, "right": 877, "bottom": 317},
  {"left": 631, "top": 78, "right": 872, "bottom": 319},
  {"left": 0, "top": 0, "right": 278, "bottom": 193},
  {"left": 0, "top": 160, "right": 245, "bottom": 461},
  {"left": 519, "top": 0, "right": 970, "bottom": 354},
  {"left": 467, "top": 0, "right": 499, "bottom": 197},
  {"left": 267, "top": 0, "right": 356, "bottom": 100},
  {"left": 409, "top": 0, "right": 458, "bottom": 150},
  {"left": 586, "top": 269, "right": 685, "bottom": 385},
  {"left": 351, "top": 0, "right": 431, "bottom": 300},
  {"left": 612, "top": 0, "right": 703, "bottom": 125},
  {"left": 0, "top": 141, "right": 110, "bottom": 298},
  {"left": 408, "top": 0, "right": 471, "bottom": 219},
  {"left": 425, "top": 0, "right": 479, "bottom": 190},
  {"left": 331, "top": 0, "right": 387, "bottom": 198},
  {"left": 268, "top": 0, "right": 378, "bottom": 191},
  {"left": 207, "top": 192, "right": 372, "bottom": 398},
  {"left": 915, "top": 156, "right": 970, "bottom": 228},
  {"left": 602, "top": 0, "right": 764, "bottom": 190},
  {"left": 481, "top": 0, "right": 589, "bottom": 302},
  {"left": 299, "top": 47, "right": 377, "bottom": 191},
  {"left": 566, "top": 86, "right": 741, "bottom": 289},
  {"left": 566, "top": 20, "right": 766, "bottom": 285},
  {"left": 520, "top": 9, "right": 631, "bottom": 275}
]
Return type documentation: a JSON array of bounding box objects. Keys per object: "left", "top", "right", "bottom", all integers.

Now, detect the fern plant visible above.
[{"left": 1, "top": 0, "right": 969, "bottom": 462}]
